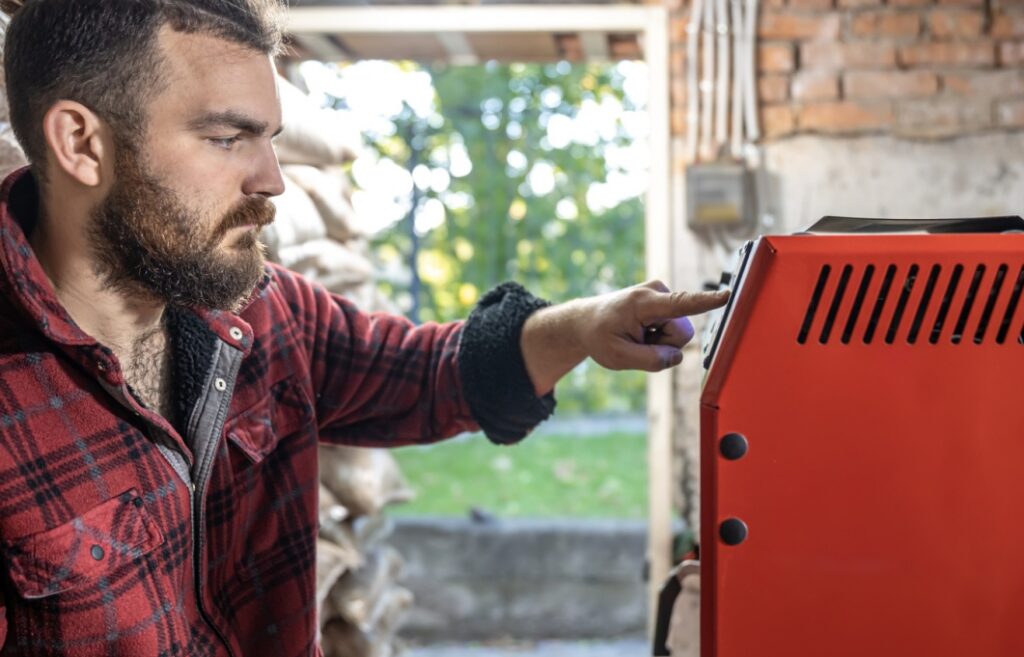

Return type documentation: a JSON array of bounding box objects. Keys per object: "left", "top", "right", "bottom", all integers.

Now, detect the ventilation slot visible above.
[
  {"left": 820, "top": 265, "right": 853, "bottom": 344},
  {"left": 885, "top": 265, "right": 919, "bottom": 344},
  {"left": 951, "top": 265, "right": 985, "bottom": 344},
  {"left": 930, "top": 264, "right": 964, "bottom": 344},
  {"left": 907, "top": 265, "right": 942, "bottom": 344},
  {"left": 797, "top": 265, "right": 831, "bottom": 344},
  {"left": 996, "top": 265, "right": 1024, "bottom": 345},
  {"left": 841, "top": 265, "right": 875, "bottom": 344},
  {"left": 864, "top": 265, "right": 898, "bottom": 344},
  {"left": 974, "top": 265, "right": 1008, "bottom": 344}
]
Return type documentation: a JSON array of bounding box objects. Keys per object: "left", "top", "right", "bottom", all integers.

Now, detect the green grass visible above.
[{"left": 391, "top": 431, "right": 647, "bottom": 518}]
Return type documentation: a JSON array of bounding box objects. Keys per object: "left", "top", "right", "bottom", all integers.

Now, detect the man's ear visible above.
[{"left": 41, "top": 100, "right": 109, "bottom": 187}]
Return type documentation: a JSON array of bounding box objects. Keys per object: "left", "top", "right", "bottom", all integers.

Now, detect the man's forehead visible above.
[{"left": 154, "top": 26, "right": 282, "bottom": 127}]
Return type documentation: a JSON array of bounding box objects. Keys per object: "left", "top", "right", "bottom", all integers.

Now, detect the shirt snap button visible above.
[
  {"left": 229, "top": 327, "right": 244, "bottom": 341},
  {"left": 90, "top": 545, "right": 105, "bottom": 561},
  {"left": 214, "top": 377, "right": 227, "bottom": 392}
]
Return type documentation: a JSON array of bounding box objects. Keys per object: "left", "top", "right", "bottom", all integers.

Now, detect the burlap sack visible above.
[
  {"left": 370, "top": 585, "right": 414, "bottom": 638},
  {"left": 318, "top": 446, "right": 415, "bottom": 518},
  {"left": 0, "top": 127, "right": 26, "bottom": 179},
  {"left": 328, "top": 546, "right": 405, "bottom": 631},
  {"left": 320, "top": 620, "right": 396, "bottom": 657},
  {"left": 316, "top": 538, "right": 362, "bottom": 622},
  {"left": 281, "top": 164, "right": 362, "bottom": 242},
  {"left": 276, "top": 77, "right": 362, "bottom": 167},
  {"left": 276, "top": 238, "right": 374, "bottom": 293},
  {"left": 267, "top": 174, "right": 328, "bottom": 254},
  {"left": 350, "top": 513, "right": 394, "bottom": 555}
]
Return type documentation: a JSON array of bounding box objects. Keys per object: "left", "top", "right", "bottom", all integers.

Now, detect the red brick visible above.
[
  {"left": 609, "top": 36, "right": 641, "bottom": 59},
  {"left": 845, "top": 71, "right": 939, "bottom": 98},
  {"left": 937, "top": 0, "right": 984, "bottom": 5},
  {"left": 798, "top": 101, "right": 894, "bottom": 132},
  {"left": 928, "top": 10, "right": 986, "bottom": 39},
  {"left": 996, "top": 99, "right": 1024, "bottom": 128},
  {"left": 851, "top": 10, "right": 922, "bottom": 39},
  {"left": 671, "top": 16, "right": 689, "bottom": 42},
  {"left": 671, "top": 49, "right": 686, "bottom": 77},
  {"left": 759, "top": 42, "right": 796, "bottom": 72},
  {"left": 671, "top": 108, "right": 688, "bottom": 137},
  {"left": 944, "top": 70, "right": 1024, "bottom": 96},
  {"left": 672, "top": 77, "right": 688, "bottom": 107},
  {"left": 761, "top": 104, "right": 797, "bottom": 139},
  {"left": 792, "top": 71, "right": 840, "bottom": 100},
  {"left": 890, "top": 0, "right": 933, "bottom": 5},
  {"left": 993, "top": 13, "right": 1024, "bottom": 39},
  {"left": 759, "top": 75, "right": 791, "bottom": 103},
  {"left": 759, "top": 13, "right": 841, "bottom": 40},
  {"left": 896, "top": 98, "right": 992, "bottom": 137},
  {"left": 1000, "top": 41, "right": 1024, "bottom": 65},
  {"left": 788, "top": 0, "right": 834, "bottom": 8},
  {"left": 838, "top": 0, "right": 882, "bottom": 7},
  {"left": 801, "top": 42, "right": 898, "bottom": 69},
  {"left": 898, "top": 41, "right": 996, "bottom": 67}
]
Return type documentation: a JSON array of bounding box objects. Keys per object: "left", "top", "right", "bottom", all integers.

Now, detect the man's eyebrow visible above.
[{"left": 189, "top": 110, "right": 283, "bottom": 138}]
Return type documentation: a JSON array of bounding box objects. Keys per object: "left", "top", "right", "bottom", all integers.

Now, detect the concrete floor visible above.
[{"left": 407, "top": 638, "right": 649, "bottom": 657}]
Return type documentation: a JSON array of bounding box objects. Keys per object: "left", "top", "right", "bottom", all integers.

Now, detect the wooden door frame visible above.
[{"left": 287, "top": 4, "right": 681, "bottom": 635}]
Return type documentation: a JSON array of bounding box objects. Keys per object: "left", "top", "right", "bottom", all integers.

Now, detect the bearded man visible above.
[{"left": 0, "top": 1, "right": 727, "bottom": 655}]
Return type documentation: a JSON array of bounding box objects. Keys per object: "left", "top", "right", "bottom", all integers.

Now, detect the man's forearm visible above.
[
  {"left": 518, "top": 283, "right": 729, "bottom": 397},
  {"left": 519, "top": 299, "right": 590, "bottom": 396}
]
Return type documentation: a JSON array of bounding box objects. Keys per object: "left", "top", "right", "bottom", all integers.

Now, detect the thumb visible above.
[
  {"left": 614, "top": 342, "right": 684, "bottom": 373},
  {"left": 636, "top": 289, "right": 730, "bottom": 323}
]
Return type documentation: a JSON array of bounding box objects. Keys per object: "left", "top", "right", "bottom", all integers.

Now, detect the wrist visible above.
[{"left": 520, "top": 300, "right": 591, "bottom": 394}]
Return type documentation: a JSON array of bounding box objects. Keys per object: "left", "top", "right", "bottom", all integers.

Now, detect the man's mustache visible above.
[{"left": 215, "top": 196, "right": 276, "bottom": 238}]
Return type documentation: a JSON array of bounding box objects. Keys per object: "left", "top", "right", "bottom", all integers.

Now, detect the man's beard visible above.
[{"left": 88, "top": 147, "right": 276, "bottom": 311}]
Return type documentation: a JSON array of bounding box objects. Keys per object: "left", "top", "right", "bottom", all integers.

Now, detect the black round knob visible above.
[
  {"left": 719, "top": 433, "right": 748, "bottom": 460},
  {"left": 719, "top": 518, "right": 748, "bottom": 546}
]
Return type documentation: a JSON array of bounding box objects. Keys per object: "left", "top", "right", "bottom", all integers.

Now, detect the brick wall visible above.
[{"left": 670, "top": 0, "right": 1024, "bottom": 140}]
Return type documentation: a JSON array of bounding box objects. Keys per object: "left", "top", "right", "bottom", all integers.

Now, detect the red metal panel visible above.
[{"left": 701, "top": 234, "right": 1024, "bottom": 657}]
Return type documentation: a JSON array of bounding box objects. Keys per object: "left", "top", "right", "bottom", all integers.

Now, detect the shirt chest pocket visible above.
[
  {"left": 2, "top": 489, "right": 165, "bottom": 599},
  {"left": 225, "top": 379, "right": 314, "bottom": 466}
]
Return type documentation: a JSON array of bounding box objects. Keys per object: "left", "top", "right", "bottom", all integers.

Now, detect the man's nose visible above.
[{"left": 244, "top": 140, "right": 286, "bottom": 198}]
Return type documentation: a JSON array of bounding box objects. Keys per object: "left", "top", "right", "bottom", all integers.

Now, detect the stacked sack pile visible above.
[
  {"left": 0, "top": 19, "right": 26, "bottom": 177},
  {"left": 270, "top": 76, "right": 418, "bottom": 657}
]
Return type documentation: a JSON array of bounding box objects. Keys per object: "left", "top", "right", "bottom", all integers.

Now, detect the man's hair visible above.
[{"left": 1, "top": 0, "right": 286, "bottom": 179}]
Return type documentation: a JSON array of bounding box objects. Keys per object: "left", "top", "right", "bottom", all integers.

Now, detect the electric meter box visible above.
[{"left": 686, "top": 162, "right": 754, "bottom": 229}]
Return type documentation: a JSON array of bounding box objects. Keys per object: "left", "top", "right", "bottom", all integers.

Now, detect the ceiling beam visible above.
[
  {"left": 286, "top": 5, "right": 655, "bottom": 35},
  {"left": 292, "top": 33, "right": 349, "bottom": 61}
]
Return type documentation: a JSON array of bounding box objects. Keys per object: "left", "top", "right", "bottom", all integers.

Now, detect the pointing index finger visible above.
[{"left": 637, "top": 288, "right": 730, "bottom": 322}]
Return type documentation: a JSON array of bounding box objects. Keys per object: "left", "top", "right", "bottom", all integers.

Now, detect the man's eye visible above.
[{"left": 209, "top": 136, "right": 240, "bottom": 149}]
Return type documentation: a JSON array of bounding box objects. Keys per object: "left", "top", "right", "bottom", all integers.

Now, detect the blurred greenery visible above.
[
  {"left": 392, "top": 431, "right": 647, "bottom": 518},
  {"left": 342, "top": 61, "right": 649, "bottom": 414}
]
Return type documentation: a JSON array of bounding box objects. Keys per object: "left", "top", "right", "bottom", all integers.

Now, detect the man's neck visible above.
[{"left": 29, "top": 202, "right": 166, "bottom": 354}]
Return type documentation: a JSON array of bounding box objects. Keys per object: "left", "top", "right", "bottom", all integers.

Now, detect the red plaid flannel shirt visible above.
[{"left": 0, "top": 168, "right": 544, "bottom": 656}]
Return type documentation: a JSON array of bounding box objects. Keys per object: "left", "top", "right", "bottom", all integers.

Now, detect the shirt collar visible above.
[{"left": 0, "top": 166, "right": 267, "bottom": 359}]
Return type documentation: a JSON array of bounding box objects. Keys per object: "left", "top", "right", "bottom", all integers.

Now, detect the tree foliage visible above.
[{"left": 356, "top": 61, "right": 649, "bottom": 414}]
